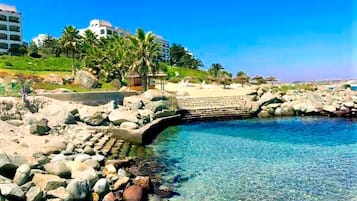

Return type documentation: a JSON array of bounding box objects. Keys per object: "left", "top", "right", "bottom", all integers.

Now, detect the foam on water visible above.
[{"left": 150, "top": 117, "right": 357, "bottom": 201}]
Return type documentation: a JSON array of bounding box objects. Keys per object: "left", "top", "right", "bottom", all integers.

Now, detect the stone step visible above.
[{"left": 101, "top": 138, "right": 117, "bottom": 156}]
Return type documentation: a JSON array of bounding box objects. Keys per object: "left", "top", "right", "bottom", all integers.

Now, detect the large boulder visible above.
[
  {"left": 275, "top": 103, "right": 295, "bottom": 116},
  {"left": 13, "top": 164, "right": 31, "bottom": 186},
  {"left": 120, "top": 122, "right": 139, "bottom": 130},
  {"left": 122, "top": 185, "right": 143, "bottom": 201},
  {"left": 66, "top": 179, "right": 90, "bottom": 200},
  {"left": 47, "top": 187, "right": 73, "bottom": 201},
  {"left": 67, "top": 161, "right": 98, "bottom": 186},
  {"left": 43, "top": 141, "right": 67, "bottom": 155},
  {"left": 134, "top": 176, "right": 152, "bottom": 192},
  {"left": 323, "top": 105, "right": 337, "bottom": 113},
  {"left": 78, "top": 106, "right": 107, "bottom": 126},
  {"left": 39, "top": 104, "right": 77, "bottom": 127},
  {"left": 145, "top": 100, "right": 169, "bottom": 113},
  {"left": 108, "top": 109, "right": 138, "bottom": 125},
  {"left": 0, "top": 183, "right": 25, "bottom": 200},
  {"left": 93, "top": 178, "right": 109, "bottom": 195},
  {"left": 123, "top": 96, "right": 144, "bottom": 110},
  {"left": 257, "top": 110, "right": 271, "bottom": 118},
  {"left": 25, "top": 186, "right": 43, "bottom": 201},
  {"left": 0, "top": 151, "right": 18, "bottom": 177},
  {"left": 257, "top": 92, "right": 283, "bottom": 108},
  {"left": 32, "top": 173, "right": 66, "bottom": 191},
  {"left": 44, "top": 160, "right": 71, "bottom": 178},
  {"left": 141, "top": 90, "right": 168, "bottom": 103},
  {"left": 27, "top": 114, "right": 50, "bottom": 135},
  {"left": 74, "top": 70, "right": 98, "bottom": 89}
]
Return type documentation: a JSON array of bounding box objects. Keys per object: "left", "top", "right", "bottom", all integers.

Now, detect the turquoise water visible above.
[{"left": 150, "top": 117, "right": 357, "bottom": 201}]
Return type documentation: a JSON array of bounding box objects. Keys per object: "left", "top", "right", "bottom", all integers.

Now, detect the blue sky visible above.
[{"left": 1, "top": 0, "right": 355, "bottom": 81}]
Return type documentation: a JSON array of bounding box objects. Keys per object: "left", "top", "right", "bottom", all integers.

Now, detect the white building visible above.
[
  {"left": 79, "top": 19, "right": 129, "bottom": 38},
  {"left": 0, "top": 4, "right": 22, "bottom": 52},
  {"left": 32, "top": 34, "right": 48, "bottom": 47},
  {"left": 155, "top": 35, "right": 170, "bottom": 63}
]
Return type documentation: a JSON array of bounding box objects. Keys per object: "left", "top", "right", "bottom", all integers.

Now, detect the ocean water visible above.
[{"left": 150, "top": 117, "right": 357, "bottom": 201}]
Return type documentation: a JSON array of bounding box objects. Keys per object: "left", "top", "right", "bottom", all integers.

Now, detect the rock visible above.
[
  {"left": 39, "top": 104, "right": 77, "bottom": 127},
  {"left": 32, "top": 152, "right": 50, "bottom": 165},
  {"left": 0, "top": 151, "right": 18, "bottom": 177},
  {"left": 13, "top": 164, "right": 31, "bottom": 186},
  {"left": 78, "top": 106, "right": 107, "bottom": 126},
  {"left": 47, "top": 187, "right": 73, "bottom": 201},
  {"left": 101, "top": 100, "right": 117, "bottom": 114},
  {"left": 92, "top": 192, "right": 100, "bottom": 201},
  {"left": 123, "top": 96, "right": 144, "bottom": 110},
  {"left": 20, "top": 181, "right": 35, "bottom": 192},
  {"left": 257, "top": 92, "right": 283, "bottom": 108},
  {"left": 120, "top": 122, "right": 139, "bottom": 130},
  {"left": 43, "top": 74, "right": 63, "bottom": 85},
  {"left": 63, "top": 143, "right": 75, "bottom": 155},
  {"left": 83, "top": 159, "right": 100, "bottom": 170},
  {"left": 343, "top": 101, "right": 354, "bottom": 108},
  {"left": 0, "top": 175, "right": 11, "bottom": 183},
  {"left": 32, "top": 173, "right": 66, "bottom": 191},
  {"left": 74, "top": 70, "right": 98, "bottom": 89},
  {"left": 158, "top": 185, "right": 174, "bottom": 198},
  {"left": 145, "top": 100, "right": 169, "bottom": 113},
  {"left": 122, "top": 185, "right": 143, "bottom": 201},
  {"left": 91, "top": 155, "right": 105, "bottom": 163},
  {"left": 108, "top": 109, "right": 138, "bottom": 125},
  {"left": 154, "top": 110, "right": 176, "bottom": 118},
  {"left": 93, "top": 178, "right": 109, "bottom": 195},
  {"left": 68, "top": 161, "right": 98, "bottom": 186},
  {"left": 62, "top": 76, "right": 74, "bottom": 85},
  {"left": 26, "top": 186, "right": 43, "bottom": 201},
  {"left": 44, "top": 160, "right": 71, "bottom": 178},
  {"left": 74, "top": 154, "right": 91, "bottom": 162},
  {"left": 29, "top": 115, "right": 50, "bottom": 135},
  {"left": 5, "top": 119, "right": 24, "bottom": 127},
  {"left": 141, "top": 90, "right": 168, "bottom": 102},
  {"left": 102, "top": 192, "right": 117, "bottom": 201},
  {"left": 134, "top": 176, "right": 152, "bottom": 192},
  {"left": 84, "top": 146, "right": 95, "bottom": 155},
  {"left": 113, "top": 176, "right": 130, "bottom": 191},
  {"left": 103, "top": 164, "right": 116, "bottom": 177},
  {"left": 0, "top": 183, "right": 25, "bottom": 200},
  {"left": 66, "top": 179, "right": 90, "bottom": 200},
  {"left": 117, "top": 168, "right": 129, "bottom": 178},
  {"left": 148, "top": 194, "right": 161, "bottom": 201},
  {"left": 323, "top": 105, "right": 336, "bottom": 113},
  {"left": 43, "top": 141, "right": 67, "bottom": 155},
  {"left": 257, "top": 110, "right": 271, "bottom": 118}
]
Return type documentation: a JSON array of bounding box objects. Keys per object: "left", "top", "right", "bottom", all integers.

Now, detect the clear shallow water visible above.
[{"left": 150, "top": 117, "right": 357, "bottom": 201}]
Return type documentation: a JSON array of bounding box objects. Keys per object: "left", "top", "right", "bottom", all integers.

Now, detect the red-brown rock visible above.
[
  {"left": 123, "top": 185, "right": 143, "bottom": 201},
  {"left": 134, "top": 176, "right": 152, "bottom": 192},
  {"left": 102, "top": 192, "right": 116, "bottom": 201}
]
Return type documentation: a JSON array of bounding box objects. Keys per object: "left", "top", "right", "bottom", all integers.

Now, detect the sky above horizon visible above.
[{"left": 1, "top": 0, "right": 356, "bottom": 81}]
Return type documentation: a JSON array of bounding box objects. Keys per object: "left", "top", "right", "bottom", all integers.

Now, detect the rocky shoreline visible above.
[
  {"left": 0, "top": 86, "right": 356, "bottom": 201},
  {"left": 0, "top": 90, "right": 178, "bottom": 201}
]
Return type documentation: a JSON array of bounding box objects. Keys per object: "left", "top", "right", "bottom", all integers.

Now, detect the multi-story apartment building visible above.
[
  {"left": 155, "top": 35, "right": 170, "bottom": 63},
  {"left": 80, "top": 19, "right": 170, "bottom": 63},
  {"left": 79, "top": 19, "right": 129, "bottom": 38},
  {"left": 0, "top": 4, "right": 22, "bottom": 52}
]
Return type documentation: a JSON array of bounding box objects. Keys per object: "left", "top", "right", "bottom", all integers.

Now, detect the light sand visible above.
[{"left": 157, "top": 82, "right": 253, "bottom": 97}]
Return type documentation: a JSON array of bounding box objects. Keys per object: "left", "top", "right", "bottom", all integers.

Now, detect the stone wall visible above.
[{"left": 177, "top": 96, "right": 253, "bottom": 121}]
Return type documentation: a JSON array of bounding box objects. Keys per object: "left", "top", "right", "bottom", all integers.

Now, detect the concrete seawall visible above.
[{"left": 36, "top": 91, "right": 138, "bottom": 105}]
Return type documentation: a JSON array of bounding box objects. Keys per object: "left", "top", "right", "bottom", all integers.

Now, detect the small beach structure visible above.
[{"left": 125, "top": 71, "right": 167, "bottom": 91}]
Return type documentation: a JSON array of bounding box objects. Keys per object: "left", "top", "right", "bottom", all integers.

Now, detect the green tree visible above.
[
  {"left": 81, "top": 29, "right": 98, "bottom": 58},
  {"left": 208, "top": 63, "right": 224, "bottom": 77},
  {"left": 128, "top": 28, "right": 161, "bottom": 91},
  {"left": 59, "top": 25, "right": 81, "bottom": 75},
  {"left": 41, "top": 35, "right": 61, "bottom": 57},
  {"left": 27, "top": 42, "right": 41, "bottom": 58},
  {"left": 251, "top": 75, "right": 266, "bottom": 85},
  {"left": 8, "top": 44, "right": 27, "bottom": 56},
  {"left": 169, "top": 43, "right": 203, "bottom": 69}
]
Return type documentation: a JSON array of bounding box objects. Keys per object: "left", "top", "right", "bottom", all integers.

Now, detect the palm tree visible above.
[
  {"left": 128, "top": 28, "right": 161, "bottom": 91},
  {"left": 60, "top": 25, "right": 81, "bottom": 75},
  {"left": 81, "top": 30, "right": 98, "bottom": 58},
  {"left": 209, "top": 63, "right": 224, "bottom": 77}
]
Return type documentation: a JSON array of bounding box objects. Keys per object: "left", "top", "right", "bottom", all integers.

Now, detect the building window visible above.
[
  {"left": 100, "top": 29, "right": 105, "bottom": 35},
  {"left": 0, "top": 43, "right": 8, "bottom": 49}
]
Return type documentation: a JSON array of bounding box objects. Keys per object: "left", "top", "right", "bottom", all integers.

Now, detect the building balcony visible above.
[
  {"left": 9, "top": 26, "right": 20, "bottom": 32},
  {"left": 9, "top": 34, "right": 20, "bottom": 41}
]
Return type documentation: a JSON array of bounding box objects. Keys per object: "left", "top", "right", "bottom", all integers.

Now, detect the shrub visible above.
[{"left": 5, "top": 61, "right": 13, "bottom": 67}]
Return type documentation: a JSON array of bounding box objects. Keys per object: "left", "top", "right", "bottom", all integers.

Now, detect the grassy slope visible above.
[{"left": 0, "top": 56, "right": 211, "bottom": 93}]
